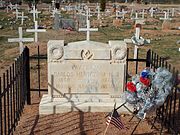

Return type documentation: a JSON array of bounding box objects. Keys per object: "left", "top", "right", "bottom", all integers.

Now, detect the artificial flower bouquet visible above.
[{"left": 125, "top": 67, "right": 173, "bottom": 119}]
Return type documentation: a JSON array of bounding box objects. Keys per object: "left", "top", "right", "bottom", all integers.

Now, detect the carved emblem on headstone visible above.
[
  {"left": 49, "top": 46, "right": 64, "bottom": 61},
  {"left": 81, "top": 49, "right": 93, "bottom": 60},
  {"left": 112, "top": 46, "right": 126, "bottom": 60}
]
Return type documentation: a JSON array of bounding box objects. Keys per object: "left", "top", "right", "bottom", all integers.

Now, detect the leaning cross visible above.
[
  {"left": 124, "top": 24, "right": 150, "bottom": 59},
  {"left": 8, "top": 27, "right": 34, "bottom": 54},
  {"left": 26, "top": 21, "right": 46, "bottom": 42}
]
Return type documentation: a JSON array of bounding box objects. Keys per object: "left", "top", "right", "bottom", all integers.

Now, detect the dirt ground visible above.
[{"left": 13, "top": 91, "right": 172, "bottom": 135}]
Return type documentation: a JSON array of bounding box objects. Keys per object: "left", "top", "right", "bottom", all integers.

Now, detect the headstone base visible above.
[{"left": 39, "top": 94, "right": 133, "bottom": 114}]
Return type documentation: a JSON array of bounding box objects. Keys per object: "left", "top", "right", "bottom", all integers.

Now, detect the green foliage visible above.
[{"left": 100, "top": 0, "right": 106, "bottom": 12}]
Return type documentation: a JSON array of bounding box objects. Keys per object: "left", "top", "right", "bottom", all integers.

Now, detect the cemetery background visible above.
[{"left": 0, "top": 1, "right": 180, "bottom": 135}]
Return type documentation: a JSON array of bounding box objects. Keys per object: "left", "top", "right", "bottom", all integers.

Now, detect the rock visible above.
[
  {"left": 0, "top": 25, "right": 3, "bottom": 29},
  {"left": 176, "top": 40, "right": 180, "bottom": 44}
]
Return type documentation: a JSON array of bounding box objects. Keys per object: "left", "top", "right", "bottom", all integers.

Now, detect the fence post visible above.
[
  {"left": 146, "top": 49, "right": 151, "bottom": 67},
  {"left": 25, "top": 47, "right": 31, "bottom": 105}
]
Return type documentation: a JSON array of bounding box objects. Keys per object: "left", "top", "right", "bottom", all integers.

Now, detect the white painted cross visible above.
[
  {"left": 131, "top": 12, "right": 139, "bottom": 20},
  {"left": 18, "top": 12, "right": 28, "bottom": 25},
  {"left": 51, "top": 8, "right": 60, "bottom": 17},
  {"left": 51, "top": 0, "right": 55, "bottom": 10},
  {"left": 8, "top": 27, "right": 34, "bottom": 54},
  {"left": 116, "top": 9, "right": 127, "bottom": 19},
  {"left": 171, "top": 8, "right": 175, "bottom": 17},
  {"left": 149, "top": 7, "right": 155, "bottom": 17},
  {"left": 124, "top": 24, "right": 150, "bottom": 59},
  {"left": 140, "top": 9, "right": 145, "bottom": 19},
  {"left": 96, "top": 4, "right": 100, "bottom": 20},
  {"left": 30, "top": 6, "right": 41, "bottom": 22},
  {"left": 13, "top": 9, "right": 21, "bottom": 20},
  {"left": 160, "top": 11, "right": 172, "bottom": 20},
  {"left": 26, "top": 21, "right": 46, "bottom": 42},
  {"left": 79, "top": 17, "right": 98, "bottom": 41}
]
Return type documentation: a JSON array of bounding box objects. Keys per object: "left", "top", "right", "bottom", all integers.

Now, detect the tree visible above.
[{"left": 100, "top": 0, "right": 106, "bottom": 12}]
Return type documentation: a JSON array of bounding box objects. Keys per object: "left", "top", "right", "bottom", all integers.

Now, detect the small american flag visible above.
[{"left": 106, "top": 109, "right": 124, "bottom": 130}]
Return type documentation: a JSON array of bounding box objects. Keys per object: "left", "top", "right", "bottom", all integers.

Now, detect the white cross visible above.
[
  {"left": 51, "top": 8, "right": 60, "bottom": 17},
  {"left": 26, "top": 21, "right": 46, "bottom": 42},
  {"left": 8, "top": 2, "right": 13, "bottom": 10},
  {"left": 160, "top": 11, "right": 172, "bottom": 20},
  {"left": 18, "top": 12, "right": 28, "bottom": 25},
  {"left": 30, "top": 6, "right": 41, "bottom": 22},
  {"left": 140, "top": 9, "right": 145, "bottom": 19},
  {"left": 96, "top": 4, "right": 100, "bottom": 20},
  {"left": 131, "top": 12, "right": 139, "bottom": 20},
  {"left": 124, "top": 24, "right": 150, "bottom": 59},
  {"left": 13, "top": 9, "right": 21, "bottom": 20},
  {"left": 79, "top": 20, "right": 98, "bottom": 41},
  {"left": 116, "top": 9, "right": 127, "bottom": 19},
  {"left": 171, "top": 8, "right": 175, "bottom": 17},
  {"left": 52, "top": 0, "right": 55, "bottom": 10},
  {"left": 8, "top": 27, "right": 34, "bottom": 54},
  {"left": 149, "top": 7, "right": 155, "bottom": 17}
]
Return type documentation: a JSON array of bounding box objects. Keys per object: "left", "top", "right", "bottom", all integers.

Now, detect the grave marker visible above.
[
  {"left": 18, "top": 12, "right": 28, "bottom": 25},
  {"left": 124, "top": 24, "right": 150, "bottom": 59},
  {"left": 160, "top": 11, "right": 172, "bottom": 20},
  {"left": 79, "top": 8, "right": 98, "bottom": 41},
  {"left": 39, "top": 39, "right": 128, "bottom": 114},
  {"left": 13, "top": 9, "right": 21, "bottom": 20},
  {"left": 30, "top": 6, "right": 41, "bottom": 22},
  {"left": 26, "top": 21, "right": 46, "bottom": 42},
  {"left": 8, "top": 27, "right": 34, "bottom": 54}
]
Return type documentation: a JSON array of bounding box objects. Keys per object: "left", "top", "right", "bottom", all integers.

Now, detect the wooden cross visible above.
[
  {"left": 8, "top": 27, "right": 34, "bottom": 54},
  {"left": 26, "top": 21, "right": 46, "bottom": 42}
]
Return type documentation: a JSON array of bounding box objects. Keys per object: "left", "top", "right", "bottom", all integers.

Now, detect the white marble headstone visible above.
[{"left": 39, "top": 40, "right": 128, "bottom": 114}]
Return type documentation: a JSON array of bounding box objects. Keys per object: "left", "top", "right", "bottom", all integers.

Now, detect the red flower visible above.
[
  {"left": 140, "top": 77, "right": 150, "bottom": 86},
  {"left": 126, "top": 82, "right": 136, "bottom": 92}
]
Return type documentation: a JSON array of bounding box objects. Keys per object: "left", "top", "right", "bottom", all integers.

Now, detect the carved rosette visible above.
[
  {"left": 111, "top": 46, "right": 127, "bottom": 62},
  {"left": 49, "top": 46, "right": 64, "bottom": 62},
  {"left": 81, "top": 49, "right": 94, "bottom": 60}
]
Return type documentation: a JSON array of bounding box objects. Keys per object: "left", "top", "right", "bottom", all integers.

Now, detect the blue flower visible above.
[{"left": 141, "top": 70, "right": 149, "bottom": 78}]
